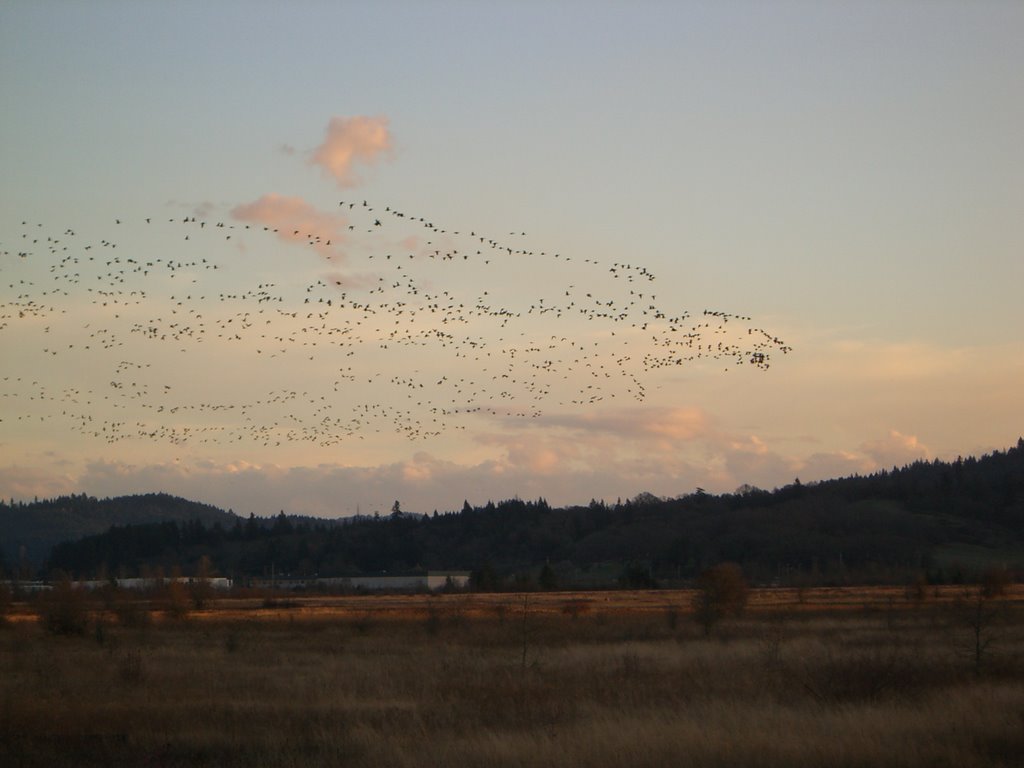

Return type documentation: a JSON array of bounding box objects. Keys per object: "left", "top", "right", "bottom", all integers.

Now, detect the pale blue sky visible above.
[{"left": 2, "top": 1, "right": 1022, "bottom": 515}]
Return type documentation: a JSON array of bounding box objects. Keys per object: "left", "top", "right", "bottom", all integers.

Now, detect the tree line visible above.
[{"left": 7, "top": 438, "right": 1024, "bottom": 588}]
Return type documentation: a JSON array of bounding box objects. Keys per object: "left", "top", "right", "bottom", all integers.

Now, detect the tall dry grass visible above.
[{"left": 0, "top": 590, "right": 1021, "bottom": 767}]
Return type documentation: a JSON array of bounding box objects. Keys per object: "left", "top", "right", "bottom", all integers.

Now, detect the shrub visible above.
[
  {"left": 190, "top": 555, "right": 216, "bottom": 609},
  {"left": 618, "top": 562, "right": 659, "bottom": 589},
  {"left": 0, "top": 581, "right": 11, "bottom": 627},
  {"left": 38, "top": 577, "right": 90, "bottom": 636},
  {"left": 981, "top": 566, "right": 1013, "bottom": 598},
  {"left": 113, "top": 593, "right": 153, "bottom": 628},
  {"left": 538, "top": 563, "right": 558, "bottom": 591},
  {"left": 907, "top": 573, "right": 929, "bottom": 602},
  {"left": 692, "top": 562, "right": 748, "bottom": 635},
  {"left": 163, "top": 580, "right": 190, "bottom": 620}
]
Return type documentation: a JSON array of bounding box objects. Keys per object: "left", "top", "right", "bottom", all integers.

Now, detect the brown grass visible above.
[{"left": 1, "top": 586, "right": 1022, "bottom": 767}]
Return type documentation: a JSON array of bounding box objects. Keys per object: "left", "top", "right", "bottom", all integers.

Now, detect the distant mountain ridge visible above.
[{"left": 0, "top": 492, "right": 236, "bottom": 568}]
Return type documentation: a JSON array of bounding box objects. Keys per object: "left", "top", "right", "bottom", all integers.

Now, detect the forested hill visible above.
[
  {"left": 11, "top": 439, "right": 1024, "bottom": 586},
  {"left": 0, "top": 492, "right": 237, "bottom": 570}
]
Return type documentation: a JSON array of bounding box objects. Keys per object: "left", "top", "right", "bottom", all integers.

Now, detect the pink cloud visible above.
[
  {"left": 231, "top": 194, "right": 347, "bottom": 259},
  {"left": 473, "top": 408, "right": 719, "bottom": 488},
  {"left": 309, "top": 115, "right": 393, "bottom": 188},
  {"left": 860, "top": 429, "right": 930, "bottom": 468},
  {"left": 0, "top": 464, "right": 77, "bottom": 500},
  {"left": 503, "top": 440, "right": 581, "bottom": 476},
  {"left": 536, "top": 407, "right": 712, "bottom": 445},
  {"left": 719, "top": 430, "right": 933, "bottom": 490},
  {"left": 643, "top": 408, "right": 710, "bottom": 441},
  {"left": 720, "top": 435, "right": 797, "bottom": 489},
  {"left": 797, "top": 451, "right": 874, "bottom": 482}
]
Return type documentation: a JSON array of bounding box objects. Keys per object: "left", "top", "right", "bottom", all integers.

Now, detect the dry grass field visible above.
[{"left": 2, "top": 585, "right": 1023, "bottom": 767}]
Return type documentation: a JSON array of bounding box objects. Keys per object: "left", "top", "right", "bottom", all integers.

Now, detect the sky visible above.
[{"left": 1, "top": 1, "right": 1022, "bottom": 518}]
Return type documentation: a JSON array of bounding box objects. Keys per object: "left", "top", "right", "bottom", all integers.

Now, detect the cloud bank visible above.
[{"left": 0, "top": 421, "right": 947, "bottom": 518}]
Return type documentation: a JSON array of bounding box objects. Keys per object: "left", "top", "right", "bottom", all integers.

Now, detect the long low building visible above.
[
  {"left": 72, "top": 577, "right": 234, "bottom": 590},
  {"left": 249, "top": 571, "right": 471, "bottom": 592},
  {"left": 8, "top": 571, "right": 471, "bottom": 593}
]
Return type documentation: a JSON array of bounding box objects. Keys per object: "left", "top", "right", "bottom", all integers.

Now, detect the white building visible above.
[
  {"left": 252, "top": 571, "right": 471, "bottom": 592},
  {"left": 72, "top": 576, "right": 234, "bottom": 590}
]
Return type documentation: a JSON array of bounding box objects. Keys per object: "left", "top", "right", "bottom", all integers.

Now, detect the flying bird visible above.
[{"left": 0, "top": 200, "right": 788, "bottom": 450}]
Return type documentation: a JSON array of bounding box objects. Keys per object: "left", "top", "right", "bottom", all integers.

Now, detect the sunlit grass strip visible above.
[{"left": 1, "top": 589, "right": 1022, "bottom": 767}]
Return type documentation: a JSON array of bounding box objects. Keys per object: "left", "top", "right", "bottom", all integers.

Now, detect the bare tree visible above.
[{"left": 954, "top": 588, "right": 1007, "bottom": 676}]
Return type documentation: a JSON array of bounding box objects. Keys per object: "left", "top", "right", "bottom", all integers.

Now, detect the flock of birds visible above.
[{"left": 1, "top": 200, "right": 790, "bottom": 449}]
